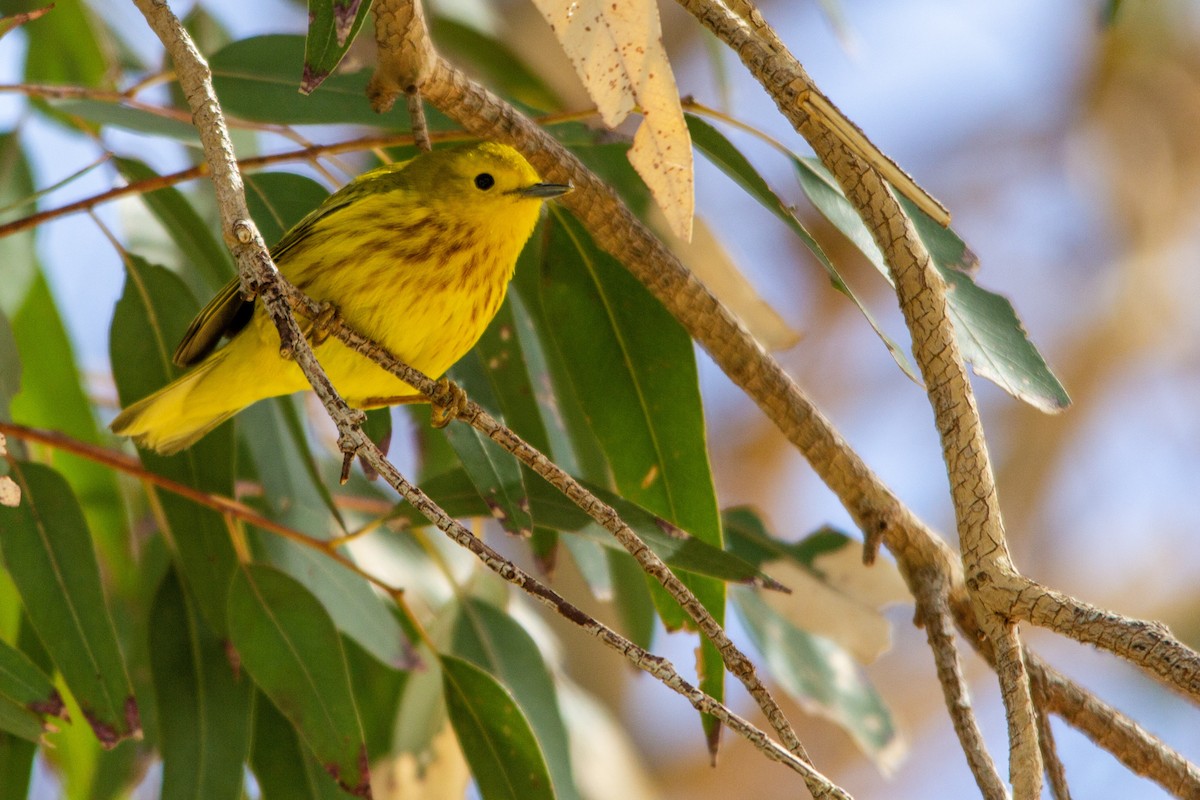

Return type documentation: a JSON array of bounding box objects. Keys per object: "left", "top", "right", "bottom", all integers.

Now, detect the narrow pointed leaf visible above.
[
  {"left": 227, "top": 565, "right": 369, "bottom": 797},
  {"left": 396, "top": 468, "right": 782, "bottom": 588},
  {"left": 686, "top": 113, "right": 918, "bottom": 379},
  {"left": 793, "top": 156, "right": 1070, "bottom": 411},
  {"left": 110, "top": 256, "right": 239, "bottom": 635},
  {"left": 302, "top": 0, "right": 373, "bottom": 94},
  {"left": 448, "top": 599, "right": 580, "bottom": 800},
  {"left": 446, "top": 351, "right": 533, "bottom": 537},
  {"left": 0, "top": 462, "right": 139, "bottom": 746},
  {"left": 244, "top": 172, "right": 330, "bottom": 246},
  {"left": 212, "top": 35, "right": 447, "bottom": 128},
  {"left": 11, "top": 273, "right": 129, "bottom": 588},
  {"left": 441, "top": 654, "right": 554, "bottom": 800},
  {"left": 150, "top": 569, "right": 252, "bottom": 800},
  {"left": 116, "top": 158, "right": 235, "bottom": 292},
  {"left": 541, "top": 210, "right": 726, "bottom": 733},
  {"left": 0, "top": 638, "right": 63, "bottom": 722},
  {"left": 733, "top": 588, "right": 902, "bottom": 768},
  {"left": 251, "top": 693, "right": 343, "bottom": 800},
  {"left": 0, "top": 695, "right": 42, "bottom": 743}
]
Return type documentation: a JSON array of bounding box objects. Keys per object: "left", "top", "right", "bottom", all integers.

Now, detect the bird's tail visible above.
[{"left": 110, "top": 348, "right": 240, "bottom": 455}]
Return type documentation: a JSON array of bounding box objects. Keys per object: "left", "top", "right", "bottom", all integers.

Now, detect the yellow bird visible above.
[{"left": 112, "top": 142, "right": 570, "bottom": 454}]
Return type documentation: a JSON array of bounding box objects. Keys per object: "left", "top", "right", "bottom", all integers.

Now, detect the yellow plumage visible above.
[{"left": 112, "top": 142, "right": 570, "bottom": 454}]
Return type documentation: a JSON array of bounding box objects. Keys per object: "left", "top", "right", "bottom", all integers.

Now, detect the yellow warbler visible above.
[{"left": 112, "top": 142, "right": 570, "bottom": 454}]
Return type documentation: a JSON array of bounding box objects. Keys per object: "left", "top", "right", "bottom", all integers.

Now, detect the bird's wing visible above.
[
  {"left": 171, "top": 162, "right": 411, "bottom": 368},
  {"left": 172, "top": 278, "right": 250, "bottom": 367}
]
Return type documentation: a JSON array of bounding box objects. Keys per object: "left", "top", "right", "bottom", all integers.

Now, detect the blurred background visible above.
[{"left": 2, "top": 0, "right": 1199, "bottom": 797}]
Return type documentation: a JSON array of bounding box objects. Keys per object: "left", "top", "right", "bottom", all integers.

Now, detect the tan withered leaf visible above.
[
  {"left": 532, "top": 0, "right": 695, "bottom": 239},
  {"left": 0, "top": 476, "right": 19, "bottom": 508},
  {"left": 767, "top": 542, "right": 909, "bottom": 664},
  {"left": 653, "top": 209, "right": 801, "bottom": 351}
]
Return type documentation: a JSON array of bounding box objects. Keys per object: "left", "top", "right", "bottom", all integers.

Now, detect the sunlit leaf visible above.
[
  {"left": 227, "top": 565, "right": 369, "bottom": 797},
  {"left": 724, "top": 509, "right": 905, "bottom": 664},
  {"left": 793, "top": 156, "right": 1070, "bottom": 411},
  {"left": 540, "top": 208, "right": 725, "bottom": 739},
  {"left": 733, "top": 588, "right": 904, "bottom": 770},
  {"left": 686, "top": 114, "right": 918, "bottom": 379},
  {"left": 0, "top": 462, "right": 139, "bottom": 747},
  {"left": 441, "top": 654, "right": 554, "bottom": 800}
]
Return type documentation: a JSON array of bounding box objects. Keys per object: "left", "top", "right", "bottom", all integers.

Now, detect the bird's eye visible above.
[{"left": 474, "top": 173, "right": 495, "bottom": 191}]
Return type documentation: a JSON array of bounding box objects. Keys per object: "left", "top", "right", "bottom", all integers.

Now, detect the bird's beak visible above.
[{"left": 517, "top": 182, "right": 573, "bottom": 199}]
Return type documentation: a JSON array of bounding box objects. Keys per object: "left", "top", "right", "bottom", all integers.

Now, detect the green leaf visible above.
[
  {"left": 0, "top": 695, "right": 42, "bottom": 743},
  {"left": 16, "top": 0, "right": 111, "bottom": 88},
  {"left": 0, "top": 619, "right": 49, "bottom": 800},
  {"left": 0, "top": 462, "right": 139, "bottom": 746},
  {"left": 116, "top": 158, "right": 235, "bottom": 293},
  {"left": 473, "top": 293, "right": 558, "bottom": 564},
  {"left": 0, "top": 637, "right": 63, "bottom": 722},
  {"left": 150, "top": 569, "right": 252, "bottom": 800},
  {"left": 441, "top": 654, "right": 554, "bottom": 800},
  {"left": 250, "top": 692, "right": 343, "bottom": 800},
  {"left": 733, "top": 588, "right": 901, "bottom": 767},
  {"left": 793, "top": 156, "right": 1070, "bottom": 411},
  {"left": 0, "top": 731, "right": 36, "bottom": 799},
  {"left": 48, "top": 99, "right": 200, "bottom": 143},
  {"left": 212, "top": 35, "right": 449, "bottom": 128},
  {"left": 245, "top": 172, "right": 331, "bottom": 246},
  {"left": 447, "top": 598, "right": 580, "bottom": 800},
  {"left": 446, "top": 351, "right": 533, "bottom": 537},
  {"left": 395, "top": 468, "right": 782, "bottom": 589},
  {"left": 110, "top": 256, "right": 239, "bottom": 635},
  {"left": 430, "top": 16, "right": 561, "bottom": 111},
  {"left": 723, "top": 506, "right": 847, "bottom": 570},
  {"left": 11, "top": 272, "right": 131, "bottom": 591},
  {"left": 540, "top": 209, "right": 726, "bottom": 735},
  {"left": 227, "top": 565, "right": 369, "bottom": 797},
  {"left": 341, "top": 636, "right": 408, "bottom": 762},
  {"left": 0, "top": 308, "right": 19, "bottom": 421},
  {"left": 0, "top": 133, "right": 37, "bottom": 318},
  {"left": 302, "top": 0, "right": 373, "bottom": 95},
  {"left": 686, "top": 113, "right": 918, "bottom": 380}
]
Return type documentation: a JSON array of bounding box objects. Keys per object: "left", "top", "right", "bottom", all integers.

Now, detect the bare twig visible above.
[
  {"left": 911, "top": 569, "right": 1006, "bottom": 800},
  {"left": 1033, "top": 699, "right": 1072, "bottom": 800}
]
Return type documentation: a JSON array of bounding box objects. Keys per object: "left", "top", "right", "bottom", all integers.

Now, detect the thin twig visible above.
[
  {"left": 1033, "top": 700, "right": 1071, "bottom": 800},
  {"left": 911, "top": 569, "right": 1006, "bottom": 800}
]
